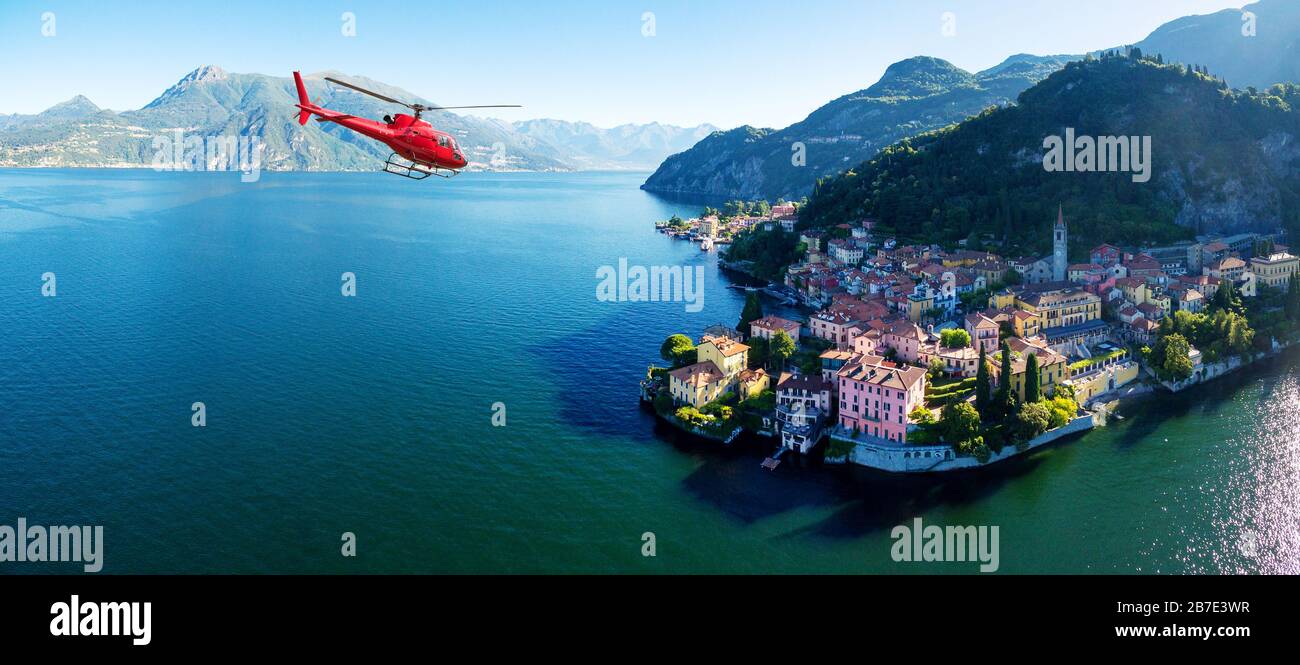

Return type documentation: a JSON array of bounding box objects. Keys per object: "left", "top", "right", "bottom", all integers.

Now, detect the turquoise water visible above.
[{"left": 1, "top": 169, "right": 1296, "bottom": 574}]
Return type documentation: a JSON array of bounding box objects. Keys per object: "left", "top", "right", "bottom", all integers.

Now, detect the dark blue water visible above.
[{"left": 1, "top": 170, "right": 1295, "bottom": 574}]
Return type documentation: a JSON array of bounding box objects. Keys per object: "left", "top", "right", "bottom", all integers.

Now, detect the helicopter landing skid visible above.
[{"left": 382, "top": 154, "right": 460, "bottom": 180}]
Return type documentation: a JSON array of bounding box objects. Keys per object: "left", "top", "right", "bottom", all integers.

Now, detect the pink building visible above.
[
  {"left": 852, "top": 327, "right": 883, "bottom": 355},
  {"left": 881, "top": 319, "right": 927, "bottom": 364},
  {"left": 836, "top": 355, "right": 927, "bottom": 444},
  {"left": 809, "top": 299, "right": 890, "bottom": 349},
  {"left": 1090, "top": 244, "right": 1124, "bottom": 268},
  {"left": 749, "top": 315, "right": 802, "bottom": 344},
  {"left": 809, "top": 308, "right": 859, "bottom": 349},
  {"left": 771, "top": 203, "right": 797, "bottom": 218}
]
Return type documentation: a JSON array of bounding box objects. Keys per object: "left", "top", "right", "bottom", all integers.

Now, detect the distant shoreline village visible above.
[{"left": 644, "top": 202, "right": 1300, "bottom": 473}]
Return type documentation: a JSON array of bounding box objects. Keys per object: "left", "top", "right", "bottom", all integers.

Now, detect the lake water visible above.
[{"left": 1, "top": 169, "right": 1296, "bottom": 574}]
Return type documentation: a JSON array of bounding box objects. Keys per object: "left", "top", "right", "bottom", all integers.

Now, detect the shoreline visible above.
[
  {"left": 826, "top": 414, "right": 1098, "bottom": 473},
  {"left": 644, "top": 211, "right": 1300, "bottom": 476}
]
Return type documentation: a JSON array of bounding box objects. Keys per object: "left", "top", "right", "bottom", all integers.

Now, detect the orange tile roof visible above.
[
  {"left": 751, "top": 315, "right": 801, "bottom": 333},
  {"left": 839, "top": 355, "right": 926, "bottom": 391},
  {"left": 701, "top": 335, "right": 750, "bottom": 357},
  {"left": 669, "top": 361, "right": 727, "bottom": 387}
]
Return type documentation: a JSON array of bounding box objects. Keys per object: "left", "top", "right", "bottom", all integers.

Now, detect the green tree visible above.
[
  {"left": 653, "top": 391, "right": 675, "bottom": 415},
  {"left": 737, "top": 292, "right": 764, "bottom": 337},
  {"left": 941, "top": 401, "right": 982, "bottom": 445},
  {"left": 747, "top": 336, "right": 770, "bottom": 369},
  {"left": 940, "top": 328, "right": 971, "bottom": 348},
  {"left": 994, "top": 340, "right": 1014, "bottom": 416},
  {"left": 1227, "top": 315, "right": 1254, "bottom": 358},
  {"left": 975, "top": 345, "right": 992, "bottom": 416},
  {"left": 1161, "top": 333, "right": 1195, "bottom": 381},
  {"left": 956, "top": 436, "right": 992, "bottom": 463},
  {"left": 1210, "top": 278, "right": 1243, "bottom": 315},
  {"left": 1024, "top": 352, "right": 1041, "bottom": 403},
  {"left": 825, "top": 436, "right": 856, "bottom": 461},
  {"left": 769, "top": 330, "right": 796, "bottom": 371},
  {"left": 1286, "top": 272, "right": 1300, "bottom": 322},
  {"left": 660, "top": 334, "right": 696, "bottom": 368},
  {"left": 1047, "top": 395, "right": 1078, "bottom": 429},
  {"left": 1014, "top": 401, "right": 1053, "bottom": 442}
]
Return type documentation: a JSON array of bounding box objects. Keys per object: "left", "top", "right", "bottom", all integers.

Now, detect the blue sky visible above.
[{"left": 0, "top": 0, "right": 1247, "bottom": 128}]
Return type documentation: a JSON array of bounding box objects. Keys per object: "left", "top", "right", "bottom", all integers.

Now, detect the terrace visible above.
[{"left": 1069, "top": 344, "right": 1129, "bottom": 374}]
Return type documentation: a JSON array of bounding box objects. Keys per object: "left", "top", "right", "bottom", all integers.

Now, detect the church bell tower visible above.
[{"left": 1053, "top": 205, "right": 1068, "bottom": 283}]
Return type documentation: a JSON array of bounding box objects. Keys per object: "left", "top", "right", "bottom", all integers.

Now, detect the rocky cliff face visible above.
[{"left": 1165, "top": 131, "right": 1300, "bottom": 235}]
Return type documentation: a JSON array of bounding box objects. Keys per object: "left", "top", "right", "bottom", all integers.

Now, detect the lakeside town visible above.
[{"left": 642, "top": 204, "right": 1300, "bottom": 473}]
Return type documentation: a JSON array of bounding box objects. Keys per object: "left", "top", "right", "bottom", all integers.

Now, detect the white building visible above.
[
  {"left": 775, "top": 373, "right": 832, "bottom": 454},
  {"left": 829, "top": 239, "right": 864, "bottom": 265}
]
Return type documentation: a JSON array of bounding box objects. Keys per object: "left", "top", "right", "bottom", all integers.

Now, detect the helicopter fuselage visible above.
[{"left": 326, "top": 113, "right": 468, "bottom": 170}]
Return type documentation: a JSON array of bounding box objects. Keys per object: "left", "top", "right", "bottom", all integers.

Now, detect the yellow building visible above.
[
  {"left": 941, "top": 250, "right": 998, "bottom": 268},
  {"left": 698, "top": 335, "right": 750, "bottom": 379},
  {"left": 1014, "top": 286, "right": 1101, "bottom": 330},
  {"left": 700, "top": 215, "right": 720, "bottom": 239},
  {"left": 988, "top": 337, "right": 1069, "bottom": 401},
  {"left": 668, "top": 361, "right": 730, "bottom": 408},
  {"left": 1010, "top": 310, "right": 1040, "bottom": 339},
  {"left": 1117, "top": 278, "right": 1149, "bottom": 306},
  {"left": 1148, "top": 292, "right": 1172, "bottom": 318},
  {"left": 1205, "top": 256, "right": 1248, "bottom": 282},
  {"left": 986, "top": 307, "right": 1040, "bottom": 342},
  {"left": 1250, "top": 252, "right": 1300, "bottom": 289},
  {"left": 737, "top": 369, "right": 770, "bottom": 400},
  {"left": 906, "top": 293, "right": 935, "bottom": 322},
  {"left": 973, "top": 260, "right": 1011, "bottom": 285},
  {"left": 1065, "top": 361, "right": 1140, "bottom": 404},
  {"left": 989, "top": 288, "right": 1016, "bottom": 310}
]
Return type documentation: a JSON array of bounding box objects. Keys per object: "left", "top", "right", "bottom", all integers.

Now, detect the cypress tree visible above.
[
  {"left": 1024, "top": 352, "right": 1041, "bottom": 404},
  {"left": 996, "top": 340, "right": 1014, "bottom": 415},
  {"left": 737, "top": 292, "right": 764, "bottom": 338},
  {"left": 975, "top": 345, "right": 991, "bottom": 416},
  {"left": 1286, "top": 272, "right": 1300, "bottom": 322}
]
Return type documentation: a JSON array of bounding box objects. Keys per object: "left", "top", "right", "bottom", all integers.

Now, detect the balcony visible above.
[{"left": 777, "top": 403, "right": 823, "bottom": 426}]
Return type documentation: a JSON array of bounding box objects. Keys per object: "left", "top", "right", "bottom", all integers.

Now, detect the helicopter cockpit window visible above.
[{"left": 438, "top": 136, "right": 450, "bottom": 148}]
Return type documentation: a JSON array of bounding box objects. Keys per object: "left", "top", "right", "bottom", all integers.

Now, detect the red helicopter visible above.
[{"left": 292, "top": 71, "right": 519, "bottom": 180}]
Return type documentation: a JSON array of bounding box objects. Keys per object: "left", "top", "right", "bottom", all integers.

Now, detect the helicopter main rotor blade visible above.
[
  {"left": 324, "top": 77, "right": 522, "bottom": 114},
  {"left": 421, "top": 105, "right": 523, "bottom": 111},
  {"left": 324, "top": 76, "right": 414, "bottom": 110}
]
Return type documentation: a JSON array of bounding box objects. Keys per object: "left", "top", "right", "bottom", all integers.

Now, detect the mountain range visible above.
[
  {"left": 797, "top": 53, "right": 1300, "bottom": 255},
  {"left": 640, "top": 53, "right": 1077, "bottom": 201},
  {"left": 510, "top": 119, "right": 717, "bottom": 170},
  {"left": 643, "top": 0, "right": 1300, "bottom": 202},
  {"left": 1125, "top": 0, "right": 1300, "bottom": 91},
  {"left": 0, "top": 67, "right": 714, "bottom": 172}
]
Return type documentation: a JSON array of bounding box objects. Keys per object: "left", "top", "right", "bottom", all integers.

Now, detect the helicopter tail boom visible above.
[{"left": 293, "top": 71, "right": 314, "bottom": 125}]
